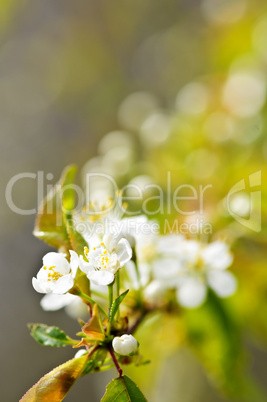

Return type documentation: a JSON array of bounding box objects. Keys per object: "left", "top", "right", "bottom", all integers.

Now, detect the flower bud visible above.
[
  {"left": 74, "top": 349, "right": 87, "bottom": 358},
  {"left": 112, "top": 334, "right": 138, "bottom": 356}
]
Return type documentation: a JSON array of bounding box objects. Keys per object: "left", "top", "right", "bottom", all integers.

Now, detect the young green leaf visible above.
[
  {"left": 33, "top": 165, "right": 77, "bottom": 251},
  {"left": 101, "top": 375, "right": 147, "bottom": 402},
  {"left": 66, "top": 222, "right": 89, "bottom": 256},
  {"left": 20, "top": 355, "right": 88, "bottom": 402},
  {"left": 60, "top": 165, "right": 89, "bottom": 255},
  {"left": 109, "top": 289, "right": 129, "bottom": 322},
  {"left": 28, "top": 324, "right": 77, "bottom": 347},
  {"left": 82, "top": 304, "right": 104, "bottom": 341}
]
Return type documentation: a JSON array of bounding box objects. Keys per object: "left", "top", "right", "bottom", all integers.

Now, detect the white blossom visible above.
[
  {"left": 80, "top": 233, "right": 132, "bottom": 286},
  {"left": 112, "top": 334, "right": 138, "bottom": 356},
  {"left": 143, "top": 280, "right": 167, "bottom": 304},
  {"left": 175, "top": 240, "right": 237, "bottom": 308},
  {"left": 32, "top": 251, "right": 79, "bottom": 295}
]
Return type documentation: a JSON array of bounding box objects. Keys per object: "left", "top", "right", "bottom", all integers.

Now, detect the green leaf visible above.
[
  {"left": 66, "top": 222, "right": 89, "bottom": 256},
  {"left": 28, "top": 324, "right": 77, "bottom": 347},
  {"left": 33, "top": 165, "right": 76, "bottom": 251},
  {"left": 61, "top": 165, "right": 77, "bottom": 213},
  {"left": 20, "top": 355, "right": 89, "bottom": 402},
  {"left": 101, "top": 375, "right": 147, "bottom": 402},
  {"left": 109, "top": 289, "right": 129, "bottom": 322},
  {"left": 61, "top": 165, "right": 89, "bottom": 255},
  {"left": 33, "top": 164, "right": 89, "bottom": 257}
]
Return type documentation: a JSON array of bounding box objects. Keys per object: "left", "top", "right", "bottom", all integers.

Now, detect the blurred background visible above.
[{"left": 1, "top": 0, "right": 267, "bottom": 401}]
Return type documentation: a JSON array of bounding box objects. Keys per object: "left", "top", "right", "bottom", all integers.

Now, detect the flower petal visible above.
[
  {"left": 78, "top": 257, "right": 95, "bottom": 275},
  {"left": 176, "top": 278, "right": 207, "bottom": 308},
  {"left": 52, "top": 274, "right": 74, "bottom": 294},
  {"left": 87, "top": 270, "right": 114, "bottom": 286},
  {"left": 207, "top": 270, "right": 237, "bottom": 297},
  {"left": 103, "top": 232, "right": 124, "bottom": 252},
  {"left": 152, "top": 258, "right": 182, "bottom": 287},
  {"left": 43, "top": 252, "right": 70, "bottom": 274},
  {"left": 32, "top": 277, "right": 45, "bottom": 293},
  {"left": 116, "top": 238, "right": 132, "bottom": 267},
  {"left": 177, "top": 240, "right": 201, "bottom": 265},
  {"left": 69, "top": 250, "right": 80, "bottom": 277},
  {"left": 201, "top": 241, "right": 233, "bottom": 270},
  {"left": 40, "top": 293, "right": 77, "bottom": 311}
]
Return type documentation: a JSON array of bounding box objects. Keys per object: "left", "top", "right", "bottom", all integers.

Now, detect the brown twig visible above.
[{"left": 108, "top": 346, "right": 123, "bottom": 377}]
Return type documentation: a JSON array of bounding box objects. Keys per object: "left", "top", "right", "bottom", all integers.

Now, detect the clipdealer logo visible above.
[{"left": 226, "top": 170, "right": 261, "bottom": 232}]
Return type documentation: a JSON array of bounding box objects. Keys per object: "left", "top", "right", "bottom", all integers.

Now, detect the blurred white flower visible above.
[
  {"left": 80, "top": 233, "right": 132, "bottom": 286},
  {"left": 143, "top": 280, "right": 167, "bottom": 304},
  {"left": 176, "top": 277, "right": 207, "bottom": 308},
  {"left": 176, "top": 82, "right": 210, "bottom": 115},
  {"left": 32, "top": 251, "right": 79, "bottom": 295},
  {"left": 40, "top": 282, "right": 108, "bottom": 318},
  {"left": 40, "top": 293, "right": 78, "bottom": 311},
  {"left": 176, "top": 240, "right": 237, "bottom": 308},
  {"left": 223, "top": 71, "right": 266, "bottom": 118},
  {"left": 112, "top": 334, "right": 138, "bottom": 356}
]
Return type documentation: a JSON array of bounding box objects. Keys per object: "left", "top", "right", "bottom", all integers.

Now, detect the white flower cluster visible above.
[
  {"left": 140, "top": 235, "right": 237, "bottom": 308},
  {"left": 32, "top": 215, "right": 237, "bottom": 312}
]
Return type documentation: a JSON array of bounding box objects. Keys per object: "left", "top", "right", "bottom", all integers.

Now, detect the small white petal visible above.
[
  {"left": 78, "top": 257, "right": 92, "bottom": 274},
  {"left": 152, "top": 258, "right": 182, "bottom": 287},
  {"left": 207, "top": 270, "right": 237, "bottom": 298},
  {"left": 177, "top": 278, "right": 207, "bottom": 308},
  {"left": 40, "top": 293, "right": 77, "bottom": 311},
  {"left": 116, "top": 238, "right": 132, "bottom": 267},
  {"left": 201, "top": 241, "right": 233, "bottom": 270},
  {"left": 69, "top": 250, "right": 80, "bottom": 277},
  {"left": 104, "top": 232, "right": 124, "bottom": 252},
  {"left": 88, "top": 270, "right": 114, "bottom": 286},
  {"left": 32, "top": 277, "right": 46, "bottom": 293},
  {"left": 43, "top": 252, "right": 70, "bottom": 274},
  {"left": 178, "top": 240, "right": 201, "bottom": 265},
  {"left": 53, "top": 274, "right": 74, "bottom": 294}
]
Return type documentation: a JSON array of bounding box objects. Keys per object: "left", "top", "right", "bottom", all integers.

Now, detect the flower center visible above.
[
  {"left": 43, "top": 265, "right": 63, "bottom": 282},
  {"left": 99, "top": 242, "right": 111, "bottom": 269}
]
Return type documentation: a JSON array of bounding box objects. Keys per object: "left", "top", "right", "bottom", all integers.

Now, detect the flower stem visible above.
[
  {"left": 107, "top": 284, "right": 113, "bottom": 335},
  {"left": 78, "top": 291, "right": 108, "bottom": 319},
  {"left": 116, "top": 271, "right": 120, "bottom": 320},
  {"left": 108, "top": 283, "right": 113, "bottom": 310},
  {"left": 108, "top": 346, "right": 123, "bottom": 377},
  {"left": 116, "top": 271, "right": 120, "bottom": 297}
]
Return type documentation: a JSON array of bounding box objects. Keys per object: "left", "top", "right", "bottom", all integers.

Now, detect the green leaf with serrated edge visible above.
[
  {"left": 20, "top": 355, "right": 89, "bottom": 402},
  {"left": 28, "top": 324, "right": 77, "bottom": 347},
  {"left": 109, "top": 289, "right": 129, "bottom": 322},
  {"left": 101, "top": 375, "right": 147, "bottom": 402},
  {"left": 33, "top": 165, "right": 77, "bottom": 251}
]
